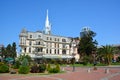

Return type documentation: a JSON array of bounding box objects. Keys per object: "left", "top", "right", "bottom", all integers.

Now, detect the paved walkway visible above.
[{"left": 0, "top": 67, "right": 120, "bottom": 80}]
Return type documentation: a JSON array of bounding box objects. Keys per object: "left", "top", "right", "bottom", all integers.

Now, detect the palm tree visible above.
[{"left": 97, "top": 45, "right": 119, "bottom": 65}]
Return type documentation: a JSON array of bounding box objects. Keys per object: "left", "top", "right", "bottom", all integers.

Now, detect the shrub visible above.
[
  {"left": 21, "top": 58, "right": 29, "bottom": 66},
  {"left": 47, "top": 64, "right": 51, "bottom": 71},
  {"left": 0, "top": 62, "right": 4, "bottom": 66},
  {"left": 30, "top": 65, "right": 39, "bottom": 73},
  {"left": 48, "top": 64, "right": 60, "bottom": 73},
  {"left": 39, "top": 64, "right": 46, "bottom": 73},
  {"left": 48, "top": 68, "right": 59, "bottom": 73},
  {"left": 50, "top": 59, "right": 56, "bottom": 64},
  {"left": 55, "top": 64, "right": 60, "bottom": 72},
  {"left": 0, "top": 64, "right": 9, "bottom": 73},
  {"left": 18, "top": 66, "right": 30, "bottom": 74},
  {"left": 83, "top": 56, "right": 89, "bottom": 65},
  {"left": 13, "top": 60, "right": 21, "bottom": 69},
  {"left": 83, "top": 62, "right": 88, "bottom": 65}
]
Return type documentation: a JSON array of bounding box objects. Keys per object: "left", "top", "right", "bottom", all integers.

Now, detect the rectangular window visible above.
[
  {"left": 37, "top": 48, "right": 43, "bottom": 52},
  {"left": 30, "top": 35, "right": 32, "bottom": 38},
  {"left": 29, "top": 41, "right": 32, "bottom": 45},
  {"left": 50, "top": 37, "right": 52, "bottom": 40},
  {"left": 58, "top": 38, "right": 59, "bottom": 42},
  {"left": 55, "top": 49, "right": 56, "bottom": 54},
  {"left": 55, "top": 43, "right": 56, "bottom": 48},
  {"left": 46, "top": 49, "right": 48, "bottom": 53},
  {"left": 58, "top": 49, "right": 59, "bottom": 54},
  {"left": 62, "top": 39, "right": 66, "bottom": 42},
  {"left": 63, "top": 44, "right": 66, "bottom": 48},
  {"left": 50, "top": 49, "right": 51, "bottom": 54},
  {"left": 24, "top": 48, "right": 26, "bottom": 53},
  {"left": 57, "top": 44, "right": 59, "bottom": 48},
  {"left": 55, "top": 38, "right": 56, "bottom": 41},
  {"left": 29, "top": 48, "right": 31, "bottom": 53},
  {"left": 47, "top": 37, "right": 49, "bottom": 40}
]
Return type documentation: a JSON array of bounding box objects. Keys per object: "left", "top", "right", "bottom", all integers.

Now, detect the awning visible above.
[
  {"left": 33, "top": 54, "right": 73, "bottom": 59},
  {"left": 5, "top": 57, "right": 14, "bottom": 62}
]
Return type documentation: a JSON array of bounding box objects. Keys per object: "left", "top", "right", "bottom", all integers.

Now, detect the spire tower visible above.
[{"left": 45, "top": 9, "right": 51, "bottom": 34}]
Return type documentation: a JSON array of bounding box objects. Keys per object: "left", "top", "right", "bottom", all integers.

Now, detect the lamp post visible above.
[
  {"left": 71, "top": 38, "right": 76, "bottom": 72},
  {"left": 93, "top": 51, "right": 97, "bottom": 70},
  {"left": 72, "top": 55, "right": 75, "bottom": 72},
  {"left": 72, "top": 43, "right": 76, "bottom": 72}
]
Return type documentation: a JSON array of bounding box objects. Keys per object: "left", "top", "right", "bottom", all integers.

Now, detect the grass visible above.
[
  {"left": 111, "top": 62, "right": 120, "bottom": 65},
  {"left": 61, "top": 62, "right": 120, "bottom": 67}
]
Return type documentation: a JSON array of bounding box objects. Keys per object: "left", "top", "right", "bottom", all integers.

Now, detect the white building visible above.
[{"left": 19, "top": 10, "right": 79, "bottom": 62}]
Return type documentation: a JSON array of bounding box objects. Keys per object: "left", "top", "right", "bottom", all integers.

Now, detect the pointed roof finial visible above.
[
  {"left": 45, "top": 9, "right": 51, "bottom": 34},
  {"left": 47, "top": 9, "right": 48, "bottom": 15},
  {"left": 46, "top": 9, "right": 49, "bottom": 21}
]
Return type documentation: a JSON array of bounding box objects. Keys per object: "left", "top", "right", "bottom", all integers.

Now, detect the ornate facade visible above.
[{"left": 19, "top": 10, "right": 79, "bottom": 61}]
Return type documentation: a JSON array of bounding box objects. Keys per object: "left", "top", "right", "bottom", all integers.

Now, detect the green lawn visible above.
[{"left": 61, "top": 62, "right": 120, "bottom": 67}]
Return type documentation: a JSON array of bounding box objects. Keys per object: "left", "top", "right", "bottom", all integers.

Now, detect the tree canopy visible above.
[
  {"left": 1, "top": 42, "right": 17, "bottom": 59},
  {"left": 97, "top": 45, "right": 120, "bottom": 65},
  {"left": 78, "top": 29, "right": 98, "bottom": 62}
]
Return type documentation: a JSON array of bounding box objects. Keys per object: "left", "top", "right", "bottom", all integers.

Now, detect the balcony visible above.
[
  {"left": 19, "top": 42, "right": 27, "bottom": 46},
  {"left": 34, "top": 51, "right": 45, "bottom": 56},
  {"left": 33, "top": 43, "right": 45, "bottom": 47}
]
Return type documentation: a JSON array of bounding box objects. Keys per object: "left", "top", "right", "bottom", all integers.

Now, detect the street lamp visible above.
[
  {"left": 93, "top": 51, "right": 97, "bottom": 70},
  {"left": 71, "top": 39, "right": 76, "bottom": 72},
  {"left": 72, "top": 45, "right": 76, "bottom": 72},
  {"left": 72, "top": 55, "right": 75, "bottom": 72}
]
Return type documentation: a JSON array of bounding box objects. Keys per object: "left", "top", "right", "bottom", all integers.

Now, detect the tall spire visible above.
[{"left": 45, "top": 9, "right": 51, "bottom": 34}]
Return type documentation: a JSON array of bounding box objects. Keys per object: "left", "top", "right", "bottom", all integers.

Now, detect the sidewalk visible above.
[{"left": 0, "top": 67, "right": 120, "bottom": 80}]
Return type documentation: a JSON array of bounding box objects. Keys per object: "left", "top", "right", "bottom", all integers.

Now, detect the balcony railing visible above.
[
  {"left": 34, "top": 51, "right": 45, "bottom": 56},
  {"left": 33, "top": 43, "right": 45, "bottom": 47}
]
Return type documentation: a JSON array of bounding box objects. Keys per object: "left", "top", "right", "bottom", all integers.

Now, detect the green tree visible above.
[
  {"left": 1, "top": 47, "right": 6, "bottom": 58},
  {"left": 6, "top": 44, "right": 12, "bottom": 58},
  {"left": 22, "top": 58, "right": 29, "bottom": 66},
  {"left": 2, "top": 42, "right": 17, "bottom": 59},
  {"left": 11, "top": 42, "right": 17, "bottom": 59},
  {"left": 97, "top": 45, "right": 119, "bottom": 65},
  {"left": 17, "top": 54, "right": 32, "bottom": 65},
  {"left": 78, "top": 29, "right": 98, "bottom": 62}
]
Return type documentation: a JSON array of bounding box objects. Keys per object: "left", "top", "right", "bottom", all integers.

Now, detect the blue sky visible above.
[{"left": 0, "top": 0, "right": 120, "bottom": 51}]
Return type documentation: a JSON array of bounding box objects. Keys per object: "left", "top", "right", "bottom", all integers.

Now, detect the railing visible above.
[
  {"left": 34, "top": 52, "right": 44, "bottom": 56},
  {"left": 33, "top": 43, "right": 45, "bottom": 47}
]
